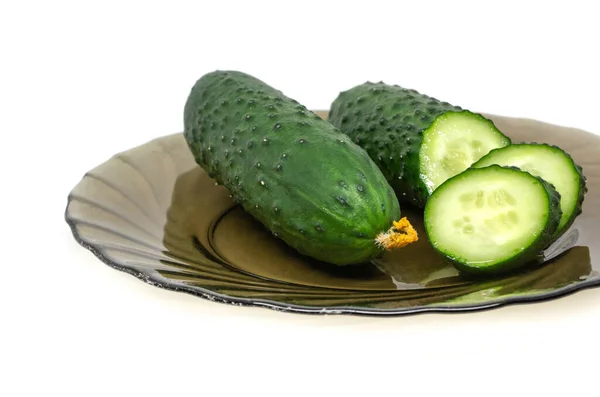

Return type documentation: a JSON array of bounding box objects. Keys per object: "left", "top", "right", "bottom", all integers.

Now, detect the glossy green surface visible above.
[{"left": 184, "top": 71, "right": 400, "bottom": 265}]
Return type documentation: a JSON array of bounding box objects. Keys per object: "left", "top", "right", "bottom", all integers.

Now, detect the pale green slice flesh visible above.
[
  {"left": 425, "top": 168, "right": 550, "bottom": 267},
  {"left": 473, "top": 144, "right": 580, "bottom": 232},
  {"left": 420, "top": 112, "right": 510, "bottom": 194}
]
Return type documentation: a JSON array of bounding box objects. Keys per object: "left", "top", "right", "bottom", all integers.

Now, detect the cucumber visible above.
[
  {"left": 329, "top": 82, "right": 511, "bottom": 208},
  {"left": 424, "top": 165, "right": 562, "bottom": 275},
  {"left": 472, "top": 143, "right": 587, "bottom": 237},
  {"left": 183, "top": 71, "right": 416, "bottom": 266}
]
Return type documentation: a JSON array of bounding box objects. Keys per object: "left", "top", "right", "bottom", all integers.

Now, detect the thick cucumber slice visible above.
[
  {"left": 472, "top": 143, "right": 587, "bottom": 236},
  {"left": 420, "top": 111, "right": 511, "bottom": 194},
  {"left": 424, "top": 165, "right": 562, "bottom": 275}
]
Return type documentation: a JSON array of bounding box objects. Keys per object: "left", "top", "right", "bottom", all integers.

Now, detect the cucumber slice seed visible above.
[
  {"left": 420, "top": 111, "right": 511, "bottom": 195},
  {"left": 424, "top": 165, "right": 561, "bottom": 275},
  {"left": 472, "top": 143, "right": 586, "bottom": 235}
]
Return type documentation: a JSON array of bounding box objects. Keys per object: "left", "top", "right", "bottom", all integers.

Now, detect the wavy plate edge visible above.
[{"left": 65, "top": 198, "right": 600, "bottom": 316}]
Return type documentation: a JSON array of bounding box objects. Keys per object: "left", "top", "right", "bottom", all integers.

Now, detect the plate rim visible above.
[{"left": 65, "top": 195, "right": 600, "bottom": 316}]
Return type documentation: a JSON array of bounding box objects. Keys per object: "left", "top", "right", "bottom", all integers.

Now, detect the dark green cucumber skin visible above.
[
  {"left": 328, "top": 82, "right": 507, "bottom": 208},
  {"left": 184, "top": 71, "right": 401, "bottom": 265},
  {"left": 472, "top": 142, "right": 587, "bottom": 239},
  {"left": 424, "top": 165, "right": 562, "bottom": 276}
]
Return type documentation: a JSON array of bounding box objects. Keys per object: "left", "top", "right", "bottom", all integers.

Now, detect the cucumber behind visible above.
[
  {"left": 329, "top": 83, "right": 511, "bottom": 208},
  {"left": 472, "top": 143, "right": 587, "bottom": 237},
  {"left": 424, "top": 165, "right": 562, "bottom": 275}
]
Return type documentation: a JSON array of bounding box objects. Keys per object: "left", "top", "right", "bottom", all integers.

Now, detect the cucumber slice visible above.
[
  {"left": 424, "top": 165, "right": 562, "bottom": 275},
  {"left": 420, "top": 111, "right": 511, "bottom": 194},
  {"left": 472, "top": 143, "right": 587, "bottom": 236}
]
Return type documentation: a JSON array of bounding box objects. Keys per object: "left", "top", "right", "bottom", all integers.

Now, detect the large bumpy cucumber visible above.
[
  {"left": 329, "top": 82, "right": 511, "bottom": 208},
  {"left": 472, "top": 143, "right": 587, "bottom": 237},
  {"left": 184, "top": 71, "right": 417, "bottom": 266},
  {"left": 424, "top": 165, "right": 562, "bottom": 275}
]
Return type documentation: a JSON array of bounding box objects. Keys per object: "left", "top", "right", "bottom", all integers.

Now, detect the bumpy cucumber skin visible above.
[
  {"left": 329, "top": 82, "right": 509, "bottom": 208},
  {"left": 184, "top": 71, "right": 401, "bottom": 265},
  {"left": 424, "top": 165, "right": 562, "bottom": 276},
  {"left": 472, "top": 143, "right": 587, "bottom": 239}
]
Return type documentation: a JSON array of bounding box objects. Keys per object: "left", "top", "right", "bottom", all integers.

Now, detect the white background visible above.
[{"left": 2, "top": 1, "right": 600, "bottom": 396}]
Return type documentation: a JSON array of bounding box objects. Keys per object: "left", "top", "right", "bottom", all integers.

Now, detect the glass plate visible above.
[{"left": 65, "top": 111, "right": 600, "bottom": 315}]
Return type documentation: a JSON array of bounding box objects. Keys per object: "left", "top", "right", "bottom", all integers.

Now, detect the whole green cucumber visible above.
[
  {"left": 329, "top": 82, "right": 511, "bottom": 208},
  {"left": 184, "top": 71, "right": 414, "bottom": 265}
]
